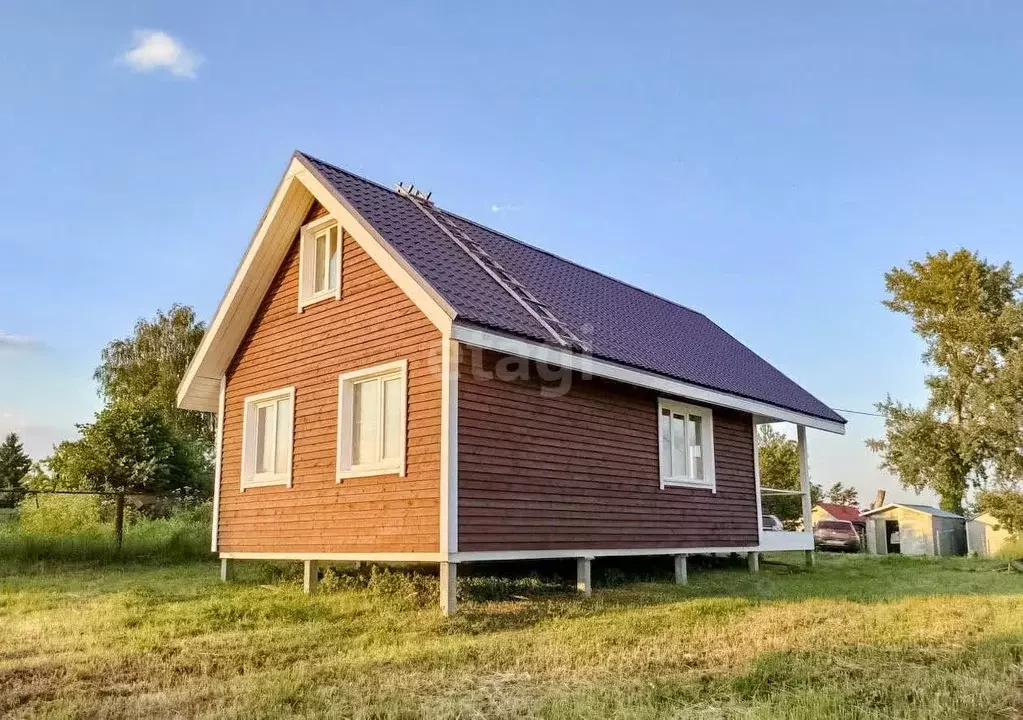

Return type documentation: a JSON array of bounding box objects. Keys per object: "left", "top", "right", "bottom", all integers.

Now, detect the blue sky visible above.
[{"left": 4, "top": 2, "right": 1023, "bottom": 506}]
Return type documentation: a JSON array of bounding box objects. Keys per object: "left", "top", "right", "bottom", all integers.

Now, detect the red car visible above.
[{"left": 813, "top": 520, "right": 861, "bottom": 552}]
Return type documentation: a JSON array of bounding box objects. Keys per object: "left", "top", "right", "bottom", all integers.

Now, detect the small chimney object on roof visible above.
[{"left": 396, "top": 182, "right": 433, "bottom": 204}]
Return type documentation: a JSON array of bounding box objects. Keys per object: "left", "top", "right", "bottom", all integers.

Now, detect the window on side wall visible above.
[
  {"left": 337, "top": 360, "right": 408, "bottom": 480},
  {"left": 241, "top": 387, "right": 295, "bottom": 489},
  {"left": 657, "top": 398, "right": 715, "bottom": 491},
  {"left": 298, "top": 216, "right": 340, "bottom": 310}
]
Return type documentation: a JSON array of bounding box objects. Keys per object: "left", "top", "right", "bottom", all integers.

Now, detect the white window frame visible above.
[
  {"left": 297, "top": 216, "right": 341, "bottom": 311},
  {"left": 657, "top": 398, "right": 716, "bottom": 492},
  {"left": 240, "top": 386, "right": 296, "bottom": 490},
  {"left": 337, "top": 360, "right": 408, "bottom": 481}
]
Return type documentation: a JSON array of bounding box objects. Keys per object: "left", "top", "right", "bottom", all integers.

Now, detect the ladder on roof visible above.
[{"left": 396, "top": 183, "right": 589, "bottom": 352}]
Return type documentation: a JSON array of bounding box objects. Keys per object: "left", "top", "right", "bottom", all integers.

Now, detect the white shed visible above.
[
  {"left": 967, "top": 512, "right": 1012, "bottom": 557},
  {"left": 862, "top": 504, "right": 966, "bottom": 557}
]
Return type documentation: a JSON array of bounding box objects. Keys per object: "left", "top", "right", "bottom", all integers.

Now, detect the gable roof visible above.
[
  {"left": 815, "top": 503, "right": 864, "bottom": 523},
  {"left": 177, "top": 151, "right": 846, "bottom": 431},
  {"left": 861, "top": 503, "right": 964, "bottom": 520},
  {"left": 299, "top": 152, "right": 845, "bottom": 428}
]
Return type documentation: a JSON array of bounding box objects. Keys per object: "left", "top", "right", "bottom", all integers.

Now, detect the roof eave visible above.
[{"left": 451, "top": 321, "right": 847, "bottom": 434}]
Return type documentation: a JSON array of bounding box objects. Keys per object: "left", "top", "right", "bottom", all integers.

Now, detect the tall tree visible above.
[
  {"left": 94, "top": 305, "right": 212, "bottom": 456},
  {"left": 825, "top": 482, "right": 859, "bottom": 507},
  {"left": 759, "top": 425, "right": 821, "bottom": 527},
  {"left": 0, "top": 432, "right": 31, "bottom": 508},
  {"left": 867, "top": 250, "right": 1023, "bottom": 513},
  {"left": 48, "top": 403, "right": 205, "bottom": 499}
]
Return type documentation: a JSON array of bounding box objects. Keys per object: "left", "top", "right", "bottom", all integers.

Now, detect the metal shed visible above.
[
  {"left": 862, "top": 504, "right": 966, "bottom": 557},
  {"left": 967, "top": 512, "right": 1012, "bottom": 557}
]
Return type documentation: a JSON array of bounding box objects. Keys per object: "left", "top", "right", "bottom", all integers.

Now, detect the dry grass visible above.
[{"left": 2, "top": 553, "right": 1023, "bottom": 718}]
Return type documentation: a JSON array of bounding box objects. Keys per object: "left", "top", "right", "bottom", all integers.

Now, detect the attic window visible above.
[{"left": 298, "top": 217, "right": 340, "bottom": 310}]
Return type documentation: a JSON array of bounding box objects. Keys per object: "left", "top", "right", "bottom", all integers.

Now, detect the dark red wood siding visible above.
[{"left": 457, "top": 349, "right": 759, "bottom": 551}]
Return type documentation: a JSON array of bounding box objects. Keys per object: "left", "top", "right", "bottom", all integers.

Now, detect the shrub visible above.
[
  {"left": 995, "top": 536, "right": 1023, "bottom": 561},
  {"left": 0, "top": 499, "right": 213, "bottom": 569},
  {"left": 320, "top": 564, "right": 438, "bottom": 606},
  {"left": 17, "top": 494, "right": 103, "bottom": 535}
]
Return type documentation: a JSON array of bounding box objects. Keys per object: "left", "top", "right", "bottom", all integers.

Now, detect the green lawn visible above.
[{"left": 2, "top": 553, "right": 1022, "bottom": 718}]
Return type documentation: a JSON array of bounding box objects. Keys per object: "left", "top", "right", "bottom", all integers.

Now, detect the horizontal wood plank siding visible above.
[
  {"left": 457, "top": 349, "right": 758, "bottom": 551},
  {"left": 219, "top": 204, "right": 442, "bottom": 553}
]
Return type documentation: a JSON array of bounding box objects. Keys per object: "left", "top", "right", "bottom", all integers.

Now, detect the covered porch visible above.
[{"left": 753, "top": 423, "right": 817, "bottom": 559}]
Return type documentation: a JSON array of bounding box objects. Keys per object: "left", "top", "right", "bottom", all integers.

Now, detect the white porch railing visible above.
[
  {"left": 754, "top": 423, "right": 815, "bottom": 555},
  {"left": 759, "top": 530, "right": 814, "bottom": 552}
]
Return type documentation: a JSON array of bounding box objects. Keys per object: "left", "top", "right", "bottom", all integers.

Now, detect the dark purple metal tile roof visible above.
[{"left": 301, "top": 152, "right": 845, "bottom": 425}]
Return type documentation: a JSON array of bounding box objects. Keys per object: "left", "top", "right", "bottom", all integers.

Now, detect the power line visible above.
[{"left": 834, "top": 408, "right": 884, "bottom": 418}]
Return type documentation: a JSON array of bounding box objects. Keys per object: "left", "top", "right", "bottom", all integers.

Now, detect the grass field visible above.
[{"left": 2, "top": 553, "right": 1023, "bottom": 719}]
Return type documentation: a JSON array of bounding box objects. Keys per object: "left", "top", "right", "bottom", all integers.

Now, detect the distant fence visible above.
[{"left": 0, "top": 489, "right": 176, "bottom": 549}]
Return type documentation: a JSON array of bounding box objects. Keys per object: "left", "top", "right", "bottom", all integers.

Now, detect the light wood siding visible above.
[
  {"left": 457, "top": 349, "right": 758, "bottom": 551},
  {"left": 218, "top": 204, "right": 442, "bottom": 553}
]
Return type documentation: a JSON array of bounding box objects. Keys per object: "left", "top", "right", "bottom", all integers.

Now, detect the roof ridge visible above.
[{"left": 297, "top": 150, "right": 706, "bottom": 319}]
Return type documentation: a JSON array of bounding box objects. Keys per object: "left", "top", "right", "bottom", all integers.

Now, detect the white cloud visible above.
[
  {"left": 490, "top": 203, "right": 521, "bottom": 214},
  {"left": 0, "top": 331, "right": 38, "bottom": 351},
  {"left": 121, "top": 30, "right": 201, "bottom": 79}
]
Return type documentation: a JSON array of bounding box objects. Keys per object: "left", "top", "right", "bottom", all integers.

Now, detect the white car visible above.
[{"left": 762, "top": 514, "right": 784, "bottom": 532}]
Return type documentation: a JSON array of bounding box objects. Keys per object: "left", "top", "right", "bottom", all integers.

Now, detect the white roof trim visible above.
[
  {"left": 176, "top": 153, "right": 455, "bottom": 412},
  {"left": 860, "top": 503, "right": 963, "bottom": 519},
  {"left": 450, "top": 324, "right": 846, "bottom": 435}
]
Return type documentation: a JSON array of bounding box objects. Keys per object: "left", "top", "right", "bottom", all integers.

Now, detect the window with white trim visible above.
[
  {"left": 241, "top": 387, "right": 295, "bottom": 489},
  {"left": 337, "top": 360, "right": 408, "bottom": 480},
  {"left": 658, "top": 398, "right": 715, "bottom": 490},
  {"left": 298, "top": 216, "right": 340, "bottom": 309}
]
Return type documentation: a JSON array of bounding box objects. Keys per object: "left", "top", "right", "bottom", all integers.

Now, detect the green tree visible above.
[
  {"left": 977, "top": 489, "right": 1023, "bottom": 536},
  {"left": 759, "top": 425, "right": 822, "bottom": 527},
  {"left": 867, "top": 250, "right": 1023, "bottom": 513},
  {"left": 0, "top": 432, "right": 31, "bottom": 508},
  {"left": 48, "top": 404, "right": 205, "bottom": 499},
  {"left": 825, "top": 482, "right": 859, "bottom": 507},
  {"left": 94, "top": 305, "right": 212, "bottom": 456}
]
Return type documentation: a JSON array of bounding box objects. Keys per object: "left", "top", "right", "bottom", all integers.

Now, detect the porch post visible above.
[
  {"left": 577, "top": 557, "right": 593, "bottom": 596},
  {"left": 748, "top": 551, "right": 760, "bottom": 573},
  {"left": 674, "top": 554, "right": 688, "bottom": 585},
  {"left": 220, "top": 558, "right": 234, "bottom": 583},
  {"left": 440, "top": 562, "right": 457, "bottom": 616},
  {"left": 797, "top": 424, "right": 815, "bottom": 567},
  {"left": 303, "top": 560, "right": 319, "bottom": 595}
]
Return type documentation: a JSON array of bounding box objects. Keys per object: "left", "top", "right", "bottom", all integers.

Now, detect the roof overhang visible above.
[
  {"left": 176, "top": 153, "right": 456, "bottom": 412},
  {"left": 450, "top": 323, "right": 847, "bottom": 434}
]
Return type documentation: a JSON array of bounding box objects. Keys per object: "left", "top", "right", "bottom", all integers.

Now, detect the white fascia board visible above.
[
  {"left": 177, "top": 157, "right": 311, "bottom": 412},
  {"left": 450, "top": 324, "right": 846, "bottom": 435},
  {"left": 177, "top": 153, "right": 456, "bottom": 413},
  {"left": 451, "top": 546, "right": 759, "bottom": 562},
  {"left": 439, "top": 337, "right": 459, "bottom": 557},
  {"left": 219, "top": 551, "right": 444, "bottom": 563}
]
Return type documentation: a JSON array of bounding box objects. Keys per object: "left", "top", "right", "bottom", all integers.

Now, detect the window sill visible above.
[
  {"left": 241, "top": 474, "right": 291, "bottom": 491},
  {"left": 661, "top": 478, "right": 716, "bottom": 492},
  {"left": 337, "top": 465, "right": 405, "bottom": 481},
  {"left": 299, "top": 289, "right": 339, "bottom": 311}
]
